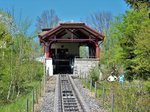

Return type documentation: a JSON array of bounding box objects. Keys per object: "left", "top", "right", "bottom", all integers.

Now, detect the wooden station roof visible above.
[{"left": 38, "top": 22, "right": 104, "bottom": 43}]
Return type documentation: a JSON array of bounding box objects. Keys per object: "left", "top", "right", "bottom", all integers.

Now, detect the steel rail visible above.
[{"left": 56, "top": 74, "right": 90, "bottom": 112}]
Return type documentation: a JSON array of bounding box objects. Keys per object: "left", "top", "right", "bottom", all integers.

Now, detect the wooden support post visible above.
[
  {"left": 95, "top": 44, "right": 100, "bottom": 59},
  {"left": 44, "top": 45, "right": 49, "bottom": 59}
]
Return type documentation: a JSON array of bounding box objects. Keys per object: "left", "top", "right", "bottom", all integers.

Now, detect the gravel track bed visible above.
[
  {"left": 73, "top": 77, "right": 106, "bottom": 112},
  {"left": 37, "top": 75, "right": 106, "bottom": 112},
  {"left": 40, "top": 76, "right": 56, "bottom": 112}
]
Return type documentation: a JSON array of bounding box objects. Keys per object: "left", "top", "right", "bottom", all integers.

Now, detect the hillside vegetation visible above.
[
  {"left": 0, "top": 11, "right": 43, "bottom": 110},
  {"left": 83, "top": 1, "right": 150, "bottom": 111}
]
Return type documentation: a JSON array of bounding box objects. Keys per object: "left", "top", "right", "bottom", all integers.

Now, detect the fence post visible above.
[
  {"left": 90, "top": 80, "right": 92, "bottom": 92},
  {"left": 79, "top": 73, "right": 81, "bottom": 79},
  {"left": 44, "top": 74, "right": 46, "bottom": 94},
  {"left": 80, "top": 70, "right": 81, "bottom": 79},
  {"left": 85, "top": 73, "right": 88, "bottom": 84},
  {"left": 84, "top": 73, "right": 86, "bottom": 83},
  {"left": 26, "top": 98, "right": 28, "bottom": 112},
  {"left": 102, "top": 86, "right": 105, "bottom": 108},
  {"left": 35, "top": 88, "right": 38, "bottom": 104},
  {"left": 41, "top": 79, "right": 43, "bottom": 96},
  {"left": 39, "top": 81, "right": 41, "bottom": 97},
  {"left": 95, "top": 82, "right": 97, "bottom": 98},
  {"left": 43, "top": 59, "right": 46, "bottom": 94},
  {"left": 47, "top": 67, "right": 49, "bottom": 79},
  {"left": 111, "top": 90, "right": 115, "bottom": 112},
  {"left": 32, "top": 88, "right": 34, "bottom": 112}
]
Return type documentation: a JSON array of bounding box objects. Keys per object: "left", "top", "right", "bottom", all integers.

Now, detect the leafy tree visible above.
[
  {"left": 0, "top": 20, "right": 11, "bottom": 47},
  {"left": 133, "top": 9, "right": 150, "bottom": 79},
  {"left": 125, "top": 0, "right": 150, "bottom": 9},
  {"left": 0, "top": 10, "right": 43, "bottom": 103},
  {"left": 85, "top": 7, "right": 149, "bottom": 81},
  {"left": 110, "top": 8, "right": 150, "bottom": 80}
]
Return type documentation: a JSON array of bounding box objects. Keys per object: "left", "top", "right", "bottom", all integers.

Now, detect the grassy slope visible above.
[
  {"left": 81, "top": 78, "right": 150, "bottom": 112},
  {"left": 0, "top": 81, "right": 40, "bottom": 112}
]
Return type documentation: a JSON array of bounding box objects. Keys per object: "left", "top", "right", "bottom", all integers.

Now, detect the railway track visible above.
[{"left": 54, "top": 74, "right": 90, "bottom": 112}]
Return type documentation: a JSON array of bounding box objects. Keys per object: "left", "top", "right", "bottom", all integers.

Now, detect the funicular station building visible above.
[{"left": 38, "top": 22, "right": 104, "bottom": 76}]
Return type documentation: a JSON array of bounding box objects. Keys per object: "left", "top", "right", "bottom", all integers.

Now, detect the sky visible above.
[{"left": 0, "top": 0, "right": 129, "bottom": 32}]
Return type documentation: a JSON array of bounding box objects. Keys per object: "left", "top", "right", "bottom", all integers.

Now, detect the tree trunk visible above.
[
  {"left": 7, "top": 38, "right": 13, "bottom": 100},
  {"left": 7, "top": 80, "right": 13, "bottom": 100},
  {"left": 17, "top": 83, "right": 20, "bottom": 97}
]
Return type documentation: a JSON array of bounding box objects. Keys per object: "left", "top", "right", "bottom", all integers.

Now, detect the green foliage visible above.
[
  {"left": 120, "top": 8, "right": 149, "bottom": 80},
  {"left": 0, "top": 11, "right": 43, "bottom": 104},
  {"left": 113, "top": 81, "right": 150, "bottom": 112},
  {"left": 0, "top": 81, "right": 41, "bottom": 112},
  {"left": 144, "top": 78, "right": 150, "bottom": 93},
  {"left": 82, "top": 78, "right": 150, "bottom": 112},
  {"left": 101, "top": 8, "right": 150, "bottom": 80},
  {"left": 79, "top": 46, "right": 89, "bottom": 58},
  {"left": 89, "top": 66, "right": 99, "bottom": 84},
  {"left": 0, "top": 22, "right": 11, "bottom": 47},
  {"left": 133, "top": 11, "right": 150, "bottom": 79},
  {"left": 85, "top": 5, "right": 150, "bottom": 81},
  {"left": 125, "top": 0, "right": 150, "bottom": 9}
]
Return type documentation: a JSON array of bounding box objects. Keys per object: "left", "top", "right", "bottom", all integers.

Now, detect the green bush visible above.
[
  {"left": 144, "top": 78, "right": 150, "bottom": 93},
  {"left": 89, "top": 66, "right": 99, "bottom": 85}
]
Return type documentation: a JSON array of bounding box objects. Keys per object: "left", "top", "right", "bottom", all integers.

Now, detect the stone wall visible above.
[{"left": 73, "top": 58, "right": 99, "bottom": 76}]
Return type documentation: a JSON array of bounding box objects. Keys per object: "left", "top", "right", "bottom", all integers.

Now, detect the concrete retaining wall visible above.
[{"left": 73, "top": 58, "right": 99, "bottom": 76}]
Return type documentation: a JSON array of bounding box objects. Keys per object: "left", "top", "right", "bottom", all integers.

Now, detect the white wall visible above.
[{"left": 46, "top": 58, "right": 53, "bottom": 76}]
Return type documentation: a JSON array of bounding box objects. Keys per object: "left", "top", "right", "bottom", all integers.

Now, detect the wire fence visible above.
[
  {"left": 19, "top": 74, "right": 47, "bottom": 112},
  {"left": 2, "top": 71, "right": 149, "bottom": 112},
  {"left": 10, "top": 66, "right": 49, "bottom": 112},
  {"left": 80, "top": 74, "right": 150, "bottom": 112}
]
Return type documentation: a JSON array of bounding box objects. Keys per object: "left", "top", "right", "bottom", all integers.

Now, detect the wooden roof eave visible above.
[
  {"left": 39, "top": 25, "right": 62, "bottom": 39},
  {"left": 84, "top": 25, "right": 104, "bottom": 40},
  {"left": 39, "top": 23, "right": 104, "bottom": 41}
]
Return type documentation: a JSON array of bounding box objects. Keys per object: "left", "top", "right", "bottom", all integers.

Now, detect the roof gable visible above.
[{"left": 38, "top": 22, "right": 104, "bottom": 41}]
